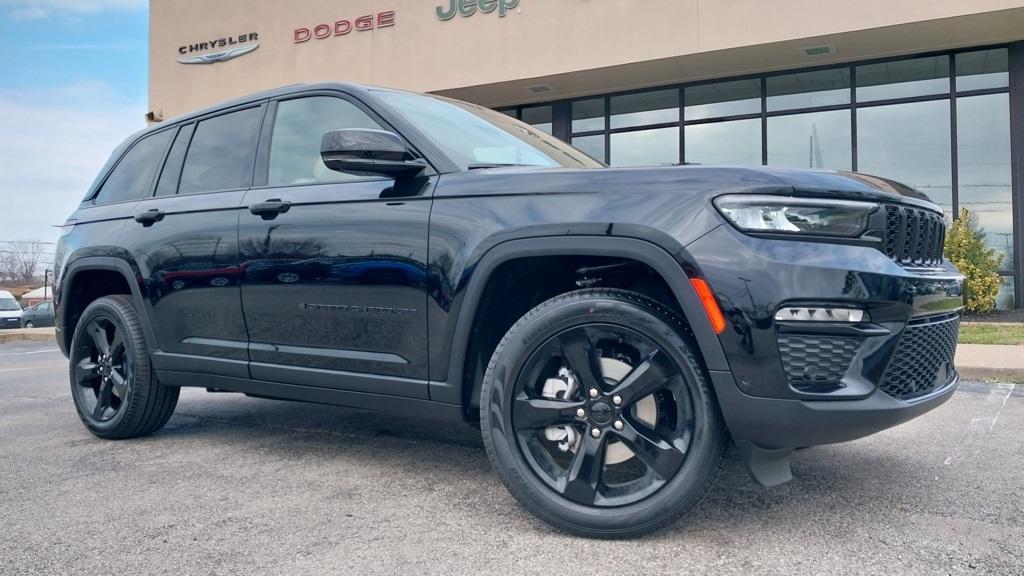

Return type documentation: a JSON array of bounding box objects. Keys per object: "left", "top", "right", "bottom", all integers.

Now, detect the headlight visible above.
[{"left": 714, "top": 195, "right": 878, "bottom": 237}]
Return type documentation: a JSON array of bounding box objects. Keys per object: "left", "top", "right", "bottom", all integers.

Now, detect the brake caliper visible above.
[{"left": 541, "top": 367, "right": 578, "bottom": 452}]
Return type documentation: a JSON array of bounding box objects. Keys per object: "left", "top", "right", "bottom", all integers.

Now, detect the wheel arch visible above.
[
  {"left": 57, "top": 256, "right": 157, "bottom": 357},
  {"left": 431, "top": 235, "right": 731, "bottom": 411}
]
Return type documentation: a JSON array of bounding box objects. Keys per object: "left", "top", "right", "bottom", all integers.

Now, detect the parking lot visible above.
[{"left": 1, "top": 339, "right": 1022, "bottom": 575}]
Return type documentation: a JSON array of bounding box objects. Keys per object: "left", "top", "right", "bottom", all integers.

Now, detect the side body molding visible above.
[{"left": 429, "top": 235, "right": 731, "bottom": 405}]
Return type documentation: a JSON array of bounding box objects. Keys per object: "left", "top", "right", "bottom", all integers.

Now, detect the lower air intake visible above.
[{"left": 879, "top": 314, "right": 960, "bottom": 401}]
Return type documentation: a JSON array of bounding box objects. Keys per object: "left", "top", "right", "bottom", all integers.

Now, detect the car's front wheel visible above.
[
  {"left": 23, "top": 321, "right": 34, "bottom": 329},
  {"left": 480, "top": 289, "right": 726, "bottom": 538},
  {"left": 69, "top": 295, "right": 179, "bottom": 439}
]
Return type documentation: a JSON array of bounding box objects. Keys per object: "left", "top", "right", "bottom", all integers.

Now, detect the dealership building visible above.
[{"left": 150, "top": 0, "right": 1024, "bottom": 308}]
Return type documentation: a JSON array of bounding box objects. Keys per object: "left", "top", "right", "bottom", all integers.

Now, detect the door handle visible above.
[
  {"left": 134, "top": 208, "right": 165, "bottom": 227},
  {"left": 249, "top": 199, "right": 292, "bottom": 220}
]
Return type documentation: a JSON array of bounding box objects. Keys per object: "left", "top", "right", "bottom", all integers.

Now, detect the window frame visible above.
[
  {"left": 152, "top": 122, "right": 196, "bottom": 198},
  {"left": 506, "top": 43, "right": 1011, "bottom": 171}
]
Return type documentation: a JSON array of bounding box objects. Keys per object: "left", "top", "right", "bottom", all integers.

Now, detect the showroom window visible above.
[
  {"left": 497, "top": 45, "right": 1017, "bottom": 307},
  {"left": 767, "top": 110, "right": 851, "bottom": 170},
  {"left": 521, "top": 105, "right": 553, "bottom": 135},
  {"left": 855, "top": 55, "right": 950, "bottom": 101},
  {"left": 687, "top": 119, "right": 761, "bottom": 166},
  {"left": 856, "top": 100, "right": 953, "bottom": 212}
]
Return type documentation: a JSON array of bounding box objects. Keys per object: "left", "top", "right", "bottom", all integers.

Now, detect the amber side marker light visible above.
[{"left": 690, "top": 278, "right": 726, "bottom": 334}]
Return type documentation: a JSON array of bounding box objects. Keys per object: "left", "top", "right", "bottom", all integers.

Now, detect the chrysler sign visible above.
[{"left": 177, "top": 33, "right": 259, "bottom": 64}]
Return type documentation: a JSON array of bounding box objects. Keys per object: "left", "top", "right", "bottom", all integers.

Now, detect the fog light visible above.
[{"left": 774, "top": 307, "right": 866, "bottom": 323}]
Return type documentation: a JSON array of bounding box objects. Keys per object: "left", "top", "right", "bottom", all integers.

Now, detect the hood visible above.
[
  {"left": 461, "top": 164, "right": 942, "bottom": 212},
  {"left": 0, "top": 309, "right": 23, "bottom": 318}
]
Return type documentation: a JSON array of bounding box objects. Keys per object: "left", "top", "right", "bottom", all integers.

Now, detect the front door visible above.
[{"left": 237, "top": 95, "right": 433, "bottom": 398}]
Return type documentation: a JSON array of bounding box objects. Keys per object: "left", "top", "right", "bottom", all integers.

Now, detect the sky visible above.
[{"left": 0, "top": 0, "right": 148, "bottom": 261}]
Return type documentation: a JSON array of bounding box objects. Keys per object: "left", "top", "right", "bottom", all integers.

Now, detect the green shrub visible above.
[{"left": 944, "top": 208, "right": 1002, "bottom": 313}]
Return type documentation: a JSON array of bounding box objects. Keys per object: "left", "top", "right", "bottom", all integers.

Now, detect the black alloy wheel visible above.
[
  {"left": 481, "top": 289, "right": 726, "bottom": 538},
  {"left": 69, "top": 295, "right": 179, "bottom": 439},
  {"left": 513, "top": 324, "right": 695, "bottom": 507},
  {"left": 72, "top": 316, "right": 131, "bottom": 422}
]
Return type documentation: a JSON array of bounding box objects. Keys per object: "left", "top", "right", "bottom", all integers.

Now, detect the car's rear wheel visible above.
[
  {"left": 481, "top": 289, "right": 725, "bottom": 538},
  {"left": 69, "top": 295, "right": 179, "bottom": 439}
]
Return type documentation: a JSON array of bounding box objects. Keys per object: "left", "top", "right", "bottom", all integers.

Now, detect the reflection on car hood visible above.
[{"left": 462, "top": 164, "right": 942, "bottom": 212}]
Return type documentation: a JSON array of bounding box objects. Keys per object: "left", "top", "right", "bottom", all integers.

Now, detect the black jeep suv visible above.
[{"left": 54, "top": 83, "right": 964, "bottom": 537}]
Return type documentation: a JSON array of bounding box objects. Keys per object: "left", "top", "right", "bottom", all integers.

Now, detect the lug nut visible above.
[
  {"left": 589, "top": 388, "right": 599, "bottom": 398},
  {"left": 612, "top": 395, "right": 622, "bottom": 406},
  {"left": 590, "top": 428, "right": 601, "bottom": 438},
  {"left": 576, "top": 408, "right": 586, "bottom": 419},
  {"left": 614, "top": 420, "right": 624, "bottom": 431}
]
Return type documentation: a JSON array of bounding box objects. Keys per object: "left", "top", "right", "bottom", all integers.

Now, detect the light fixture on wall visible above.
[
  {"left": 526, "top": 84, "right": 554, "bottom": 94},
  {"left": 799, "top": 44, "right": 837, "bottom": 58}
]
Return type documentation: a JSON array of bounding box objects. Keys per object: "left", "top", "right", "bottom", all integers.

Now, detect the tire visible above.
[
  {"left": 24, "top": 321, "right": 34, "bottom": 329},
  {"left": 480, "top": 289, "right": 726, "bottom": 538},
  {"left": 68, "top": 295, "right": 179, "bottom": 439}
]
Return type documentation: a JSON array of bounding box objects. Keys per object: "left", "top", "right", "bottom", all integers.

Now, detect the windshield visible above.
[
  {"left": 0, "top": 298, "right": 21, "bottom": 311},
  {"left": 374, "top": 90, "right": 603, "bottom": 170}
]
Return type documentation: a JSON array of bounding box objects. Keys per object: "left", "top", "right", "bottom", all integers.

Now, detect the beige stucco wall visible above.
[{"left": 149, "top": 0, "right": 1024, "bottom": 119}]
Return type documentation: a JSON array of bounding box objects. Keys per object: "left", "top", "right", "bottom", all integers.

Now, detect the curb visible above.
[
  {"left": 957, "top": 366, "right": 1024, "bottom": 384},
  {"left": 0, "top": 329, "right": 57, "bottom": 344}
]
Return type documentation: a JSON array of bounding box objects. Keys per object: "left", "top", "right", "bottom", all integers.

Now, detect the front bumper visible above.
[
  {"left": 711, "top": 369, "right": 958, "bottom": 449},
  {"left": 687, "top": 224, "right": 964, "bottom": 448},
  {"left": 1, "top": 317, "right": 22, "bottom": 329}
]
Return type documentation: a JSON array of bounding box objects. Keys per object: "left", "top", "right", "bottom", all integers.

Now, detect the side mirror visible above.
[{"left": 320, "top": 129, "right": 427, "bottom": 177}]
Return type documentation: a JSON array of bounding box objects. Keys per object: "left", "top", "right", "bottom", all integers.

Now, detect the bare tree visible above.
[
  {"left": 1, "top": 241, "right": 47, "bottom": 284},
  {"left": 0, "top": 251, "right": 17, "bottom": 284}
]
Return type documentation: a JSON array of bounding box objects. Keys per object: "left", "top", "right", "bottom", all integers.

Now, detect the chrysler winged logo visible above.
[{"left": 177, "top": 33, "right": 259, "bottom": 65}]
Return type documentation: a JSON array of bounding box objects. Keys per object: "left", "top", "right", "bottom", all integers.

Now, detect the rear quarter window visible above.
[{"left": 93, "top": 129, "right": 174, "bottom": 205}]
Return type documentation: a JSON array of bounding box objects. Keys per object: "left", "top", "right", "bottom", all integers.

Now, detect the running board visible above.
[{"left": 735, "top": 440, "right": 793, "bottom": 487}]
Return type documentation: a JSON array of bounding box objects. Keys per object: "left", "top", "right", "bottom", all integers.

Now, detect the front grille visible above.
[
  {"left": 778, "top": 335, "right": 861, "bottom": 387},
  {"left": 879, "top": 314, "right": 960, "bottom": 401},
  {"left": 884, "top": 205, "right": 945, "bottom": 266}
]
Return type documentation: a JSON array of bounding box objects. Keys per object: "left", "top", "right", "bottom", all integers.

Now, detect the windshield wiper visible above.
[{"left": 466, "top": 163, "right": 527, "bottom": 170}]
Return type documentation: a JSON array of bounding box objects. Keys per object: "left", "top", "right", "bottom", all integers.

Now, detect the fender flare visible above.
[
  {"left": 57, "top": 256, "right": 159, "bottom": 356},
  {"left": 429, "top": 235, "right": 731, "bottom": 405}
]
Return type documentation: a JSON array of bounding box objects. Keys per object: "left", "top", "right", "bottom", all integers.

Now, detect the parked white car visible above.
[{"left": 0, "top": 290, "right": 24, "bottom": 329}]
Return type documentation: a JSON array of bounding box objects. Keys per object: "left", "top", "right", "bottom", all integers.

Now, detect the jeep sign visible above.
[{"left": 436, "top": 0, "right": 519, "bottom": 21}]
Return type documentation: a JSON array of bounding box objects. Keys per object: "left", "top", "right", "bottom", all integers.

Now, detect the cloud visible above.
[
  {"left": 0, "top": 0, "right": 145, "bottom": 20},
  {"left": 0, "top": 82, "right": 145, "bottom": 244}
]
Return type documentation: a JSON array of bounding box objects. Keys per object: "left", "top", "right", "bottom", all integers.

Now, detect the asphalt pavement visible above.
[{"left": 1, "top": 340, "right": 1022, "bottom": 575}]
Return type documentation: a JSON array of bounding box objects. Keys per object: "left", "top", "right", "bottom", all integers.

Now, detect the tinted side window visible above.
[
  {"left": 94, "top": 130, "right": 174, "bottom": 204},
  {"left": 179, "top": 107, "right": 262, "bottom": 195},
  {"left": 268, "top": 96, "right": 383, "bottom": 186},
  {"left": 155, "top": 123, "right": 195, "bottom": 196}
]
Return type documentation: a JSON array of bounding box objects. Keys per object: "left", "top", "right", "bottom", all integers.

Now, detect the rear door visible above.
[
  {"left": 237, "top": 93, "right": 434, "bottom": 397},
  {"left": 123, "top": 104, "right": 266, "bottom": 378}
]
